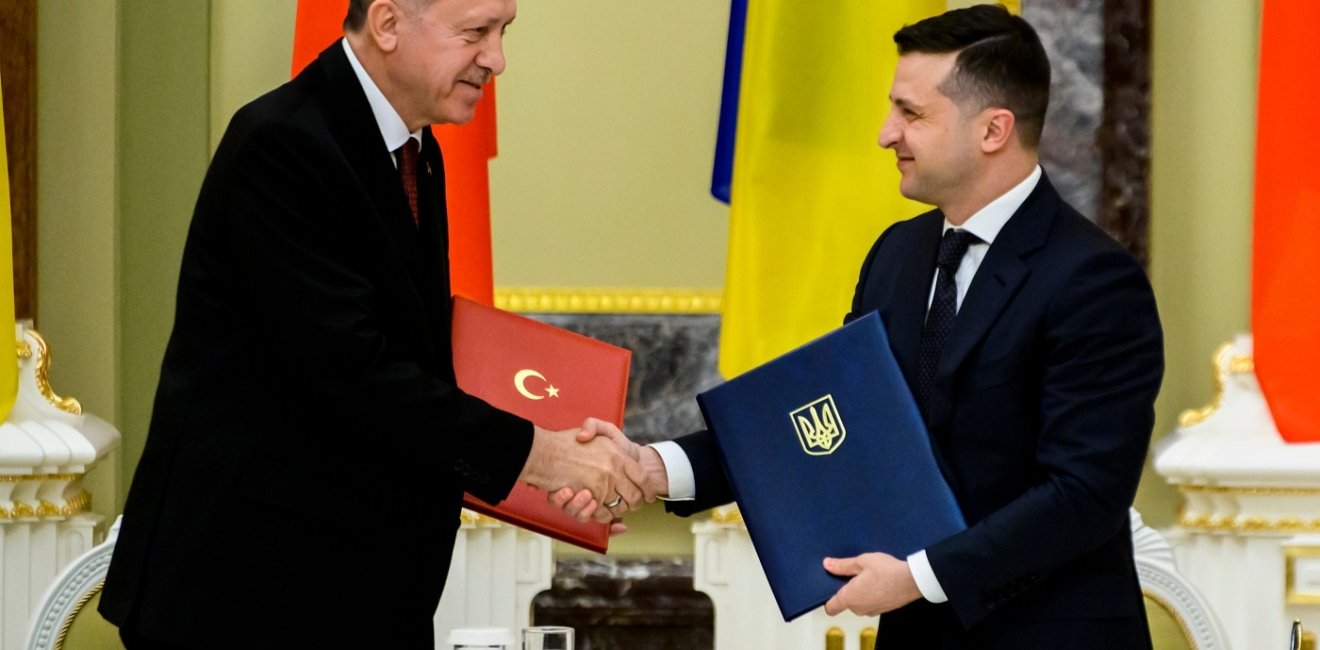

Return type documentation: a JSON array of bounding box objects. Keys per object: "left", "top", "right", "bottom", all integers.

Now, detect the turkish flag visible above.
[
  {"left": 1252, "top": 0, "right": 1320, "bottom": 442},
  {"left": 293, "top": 1, "right": 496, "bottom": 305}
]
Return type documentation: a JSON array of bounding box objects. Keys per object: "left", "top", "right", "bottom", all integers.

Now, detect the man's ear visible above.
[
  {"left": 981, "top": 108, "right": 1017, "bottom": 154},
  {"left": 365, "top": 0, "right": 403, "bottom": 53}
]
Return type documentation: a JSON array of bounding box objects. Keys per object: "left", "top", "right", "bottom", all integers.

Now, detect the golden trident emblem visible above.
[{"left": 790, "top": 395, "right": 846, "bottom": 456}]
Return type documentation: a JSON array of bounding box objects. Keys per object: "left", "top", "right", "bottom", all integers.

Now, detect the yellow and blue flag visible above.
[{"left": 716, "top": 0, "right": 947, "bottom": 378}]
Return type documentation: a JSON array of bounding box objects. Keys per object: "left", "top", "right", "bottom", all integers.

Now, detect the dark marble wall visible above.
[
  {"left": 533, "top": 314, "right": 723, "bottom": 444},
  {"left": 1025, "top": 0, "right": 1105, "bottom": 222},
  {"left": 531, "top": 559, "right": 713, "bottom": 650}
]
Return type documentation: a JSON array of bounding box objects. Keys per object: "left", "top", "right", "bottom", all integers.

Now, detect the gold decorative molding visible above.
[
  {"left": 1178, "top": 341, "right": 1254, "bottom": 428},
  {"left": 1285, "top": 546, "right": 1320, "bottom": 605},
  {"left": 27, "top": 328, "right": 82, "bottom": 415},
  {"left": 1177, "top": 484, "right": 1320, "bottom": 497},
  {"left": 459, "top": 509, "right": 503, "bottom": 526},
  {"left": 1179, "top": 512, "right": 1320, "bottom": 533},
  {"left": 0, "top": 491, "right": 91, "bottom": 521},
  {"left": 495, "top": 288, "right": 722, "bottom": 314},
  {"left": 0, "top": 473, "right": 81, "bottom": 483},
  {"left": 16, "top": 340, "right": 32, "bottom": 359},
  {"left": 710, "top": 504, "right": 744, "bottom": 526},
  {"left": 0, "top": 488, "right": 90, "bottom": 520}
]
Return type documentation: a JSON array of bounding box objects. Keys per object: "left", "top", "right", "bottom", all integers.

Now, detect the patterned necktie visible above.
[
  {"left": 915, "top": 229, "right": 981, "bottom": 420},
  {"left": 397, "top": 139, "right": 420, "bottom": 227}
]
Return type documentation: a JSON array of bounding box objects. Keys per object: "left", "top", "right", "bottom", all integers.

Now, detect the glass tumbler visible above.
[{"left": 521, "top": 625, "right": 574, "bottom": 650}]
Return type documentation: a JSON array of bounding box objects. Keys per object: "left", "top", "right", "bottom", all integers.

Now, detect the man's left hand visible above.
[{"left": 822, "top": 553, "right": 923, "bottom": 617}]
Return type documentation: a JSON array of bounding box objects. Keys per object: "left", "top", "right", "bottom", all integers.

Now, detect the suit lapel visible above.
[
  {"left": 927, "top": 174, "right": 1058, "bottom": 429},
  {"left": 317, "top": 45, "right": 428, "bottom": 265},
  {"left": 313, "top": 44, "right": 440, "bottom": 360}
]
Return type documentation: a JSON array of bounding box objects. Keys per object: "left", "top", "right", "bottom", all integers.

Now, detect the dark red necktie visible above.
[{"left": 397, "top": 139, "right": 420, "bottom": 227}]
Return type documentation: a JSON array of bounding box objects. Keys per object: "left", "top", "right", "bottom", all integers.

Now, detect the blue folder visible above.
[{"left": 697, "top": 312, "right": 966, "bottom": 621}]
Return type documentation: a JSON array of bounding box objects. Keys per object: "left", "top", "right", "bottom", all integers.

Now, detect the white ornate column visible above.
[
  {"left": 0, "top": 324, "right": 119, "bottom": 650},
  {"left": 693, "top": 506, "right": 876, "bottom": 650},
  {"left": 432, "top": 511, "right": 554, "bottom": 648},
  {"left": 1156, "top": 335, "right": 1320, "bottom": 650}
]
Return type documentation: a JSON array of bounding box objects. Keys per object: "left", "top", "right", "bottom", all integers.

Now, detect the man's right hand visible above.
[
  {"left": 517, "top": 420, "right": 653, "bottom": 519},
  {"left": 548, "top": 418, "right": 669, "bottom": 523}
]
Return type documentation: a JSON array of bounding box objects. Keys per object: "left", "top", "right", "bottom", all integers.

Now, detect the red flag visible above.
[
  {"left": 293, "top": 1, "right": 497, "bottom": 305},
  {"left": 1252, "top": 0, "right": 1320, "bottom": 442}
]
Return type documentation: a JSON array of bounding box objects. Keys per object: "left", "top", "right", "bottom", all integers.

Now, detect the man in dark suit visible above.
[
  {"left": 560, "top": 5, "right": 1161, "bottom": 648},
  {"left": 99, "top": 1, "right": 650, "bottom": 648}
]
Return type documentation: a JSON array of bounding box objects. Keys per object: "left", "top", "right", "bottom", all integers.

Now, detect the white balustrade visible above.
[
  {"left": 1156, "top": 334, "right": 1320, "bottom": 650},
  {"left": 2, "top": 324, "right": 119, "bottom": 650}
]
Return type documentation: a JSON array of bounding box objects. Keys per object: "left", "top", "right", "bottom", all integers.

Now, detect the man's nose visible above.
[
  {"left": 877, "top": 113, "right": 901, "bottom": 149},
  {"left": 478, "top": 34, "right": 507, "bottom": 77}
]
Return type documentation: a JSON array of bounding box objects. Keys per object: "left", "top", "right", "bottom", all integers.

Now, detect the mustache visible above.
[{"left": 461, "top": 68, "right": 492, "bottom": 86}]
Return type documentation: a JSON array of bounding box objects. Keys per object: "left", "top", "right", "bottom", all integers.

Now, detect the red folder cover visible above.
[{"left": 451, "top": 296, "right": 631, "bottom": 553}]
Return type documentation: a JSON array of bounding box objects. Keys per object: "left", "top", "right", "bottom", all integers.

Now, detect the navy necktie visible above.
[{"left": 915, "top": 229, "right": 980, "bottom": 420}]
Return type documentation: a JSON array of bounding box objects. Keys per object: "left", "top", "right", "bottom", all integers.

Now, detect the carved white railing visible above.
[
  {"left": 1, "top": 323, "right": 119, "bottom": 650},
  {"left": 693, "top": 505, "right": 876, "bottom": 650},
  {"left": 431, "top": 511, "right": 554, "bottom": 648}
]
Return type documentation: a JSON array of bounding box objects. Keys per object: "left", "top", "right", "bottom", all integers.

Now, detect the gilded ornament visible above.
[
  {"left": 1178, "top": 341, "right": 1254, "bottom": 428},
  {"left": 27, "top": 329, "right": 82, "bottom": 415},
  {"left": 710, "top": 505, "right": 744, "bottom": 525},
  {"left": 495, "top": 288, "right": 722, "bottom": 314},
  {"left": 0, "top": 473, "right": 81, "bottom": 483}
]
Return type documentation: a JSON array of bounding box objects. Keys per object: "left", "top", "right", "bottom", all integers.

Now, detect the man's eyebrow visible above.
[{"left": 891, "top": 97, "right": 921, "bottom": 111}]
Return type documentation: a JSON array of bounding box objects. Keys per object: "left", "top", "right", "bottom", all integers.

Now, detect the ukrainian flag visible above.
[
  {"left": 0, "top": 73, "right": 20, "bottom": 420},
  {"left": 716, "top": 0, "right": 947, "bottom": 378}
]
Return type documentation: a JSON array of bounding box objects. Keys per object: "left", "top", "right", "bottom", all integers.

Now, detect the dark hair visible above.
[
  {"left": 344, "top": 0, "right": 433, "bottom": 33},
  {"left": 893, "top": 4, "right": 1051, "bottom": 149},
  {"left": 344, "top": 0, "right": 372, "bottom": 32}
]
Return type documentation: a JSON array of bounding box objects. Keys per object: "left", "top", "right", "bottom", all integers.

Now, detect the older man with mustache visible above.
[{"left": 99, "top": 1, "right": 651, "bottom": 648}]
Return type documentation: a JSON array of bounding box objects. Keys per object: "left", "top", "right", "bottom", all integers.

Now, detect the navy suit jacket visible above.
[
  {"left": 671, "top": 174, "right": 1162, "bottom": 649},
  {"left": 100, "top": 43, "right": 532, "bottom": 649}
]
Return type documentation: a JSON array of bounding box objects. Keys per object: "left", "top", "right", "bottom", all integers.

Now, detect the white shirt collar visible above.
[
  {"left": 341, "top": 38, "right": 422, "bottom": 154},
  {"left": 943, "top": 165, "right": 1042, "bottom": 244}
]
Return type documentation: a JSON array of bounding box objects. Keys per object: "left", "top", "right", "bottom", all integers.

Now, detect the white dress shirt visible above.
[
  {"left": 651, "top": 164, "right": 1043, "bottom": 604},
  {"left": 341, "top": 39, "right": 422, "bottom": 163}
]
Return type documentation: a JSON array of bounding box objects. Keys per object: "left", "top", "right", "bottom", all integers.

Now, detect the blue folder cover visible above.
[{"left": 697, "top": 312, "right": 966, "bottom": 621}]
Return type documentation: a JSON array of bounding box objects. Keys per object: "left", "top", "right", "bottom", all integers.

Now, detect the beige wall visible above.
[
  {"left": 33, "top": 0, "right": 1262, "bottom": 543},
  {"left": 1138, "top": 0, "right": 1259, "bottom": 526},
  {"left": 36, "top": 0, "right": 122, "bottom": 518},
  {"left": 490, "top": 0, "right": 730, "bottom": 289},
  {"left": 210, "top": 1, "right": 298, "bottom": 150}
]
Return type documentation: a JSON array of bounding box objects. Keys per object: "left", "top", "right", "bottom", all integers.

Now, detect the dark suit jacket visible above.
[
  {"left": 670, "top": 174, "right": 1162, "bottom": 649},
  {"left": 100, "top": 43, "right": 532, "bottom": 649}
]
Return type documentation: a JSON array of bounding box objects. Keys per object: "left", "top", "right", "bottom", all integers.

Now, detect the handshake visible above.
[{"left": 518, "top": 417, "right": 668, "bottom": 532}]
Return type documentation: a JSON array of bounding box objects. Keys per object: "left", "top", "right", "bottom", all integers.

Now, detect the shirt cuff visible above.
[
  {"left": 647, "top": 441, "right": 695, "bottom": 501},
  {"left": 906, "top": 549, "right": 949, "bottom": 603}
]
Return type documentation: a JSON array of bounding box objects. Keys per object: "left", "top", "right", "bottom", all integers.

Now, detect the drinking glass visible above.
[{"left": 521, "top": 625, "right": 574, "bottom": 650}]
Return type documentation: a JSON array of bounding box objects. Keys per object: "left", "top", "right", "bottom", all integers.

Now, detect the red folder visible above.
[{"left": 451, "top": 296, "right": 631, "bottom": 553}]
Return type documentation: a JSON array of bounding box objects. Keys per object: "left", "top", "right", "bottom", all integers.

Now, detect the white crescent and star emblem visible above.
[{"left": 514, "top": 369, "right": 560, "bottom": 400}]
